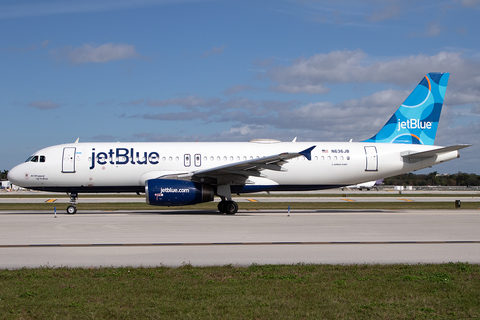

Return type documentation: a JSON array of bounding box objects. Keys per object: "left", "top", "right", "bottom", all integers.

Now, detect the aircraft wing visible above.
[
  {"left": 401, "top": 144, "right": 471, "bottom": 159},
  {"left": 164, "top": 146, "right": 316, "bottom": 185}
]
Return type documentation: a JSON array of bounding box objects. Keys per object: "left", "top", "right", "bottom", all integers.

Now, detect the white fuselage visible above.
[{"left": 8, "top": 140, "right": 459, "bottom": 193}]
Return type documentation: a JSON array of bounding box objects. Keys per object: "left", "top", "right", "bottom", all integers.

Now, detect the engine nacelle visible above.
[{"left": 145, "top": 179, "right": 214, "bottom": 206}]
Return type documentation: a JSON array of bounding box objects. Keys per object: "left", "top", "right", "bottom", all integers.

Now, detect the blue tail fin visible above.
[{"left": 362, "top": 72, "right": 449, "bottom": 145}]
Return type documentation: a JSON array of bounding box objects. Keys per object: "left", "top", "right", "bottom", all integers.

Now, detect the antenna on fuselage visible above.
[{"left": 74, "top": 138, "right": 79, "bottom": 143}]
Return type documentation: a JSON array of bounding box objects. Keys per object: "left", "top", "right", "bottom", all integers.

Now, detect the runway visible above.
[
  {"left": 1, "top": 194, "right": 480, "bottom": 203},
  {"left": 1, "top": 209, "right": 479, "bottom": 269}
]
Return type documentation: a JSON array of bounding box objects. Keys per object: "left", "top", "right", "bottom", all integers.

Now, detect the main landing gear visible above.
[
  {"left": 218, "top": 200, "right": 238, "bottom": 215},
  {"left": 66, "top": 192, "right": 78, "bottom": 214},
  {"left": 216, "top": 184, "right": 238, "bottom": 215}
]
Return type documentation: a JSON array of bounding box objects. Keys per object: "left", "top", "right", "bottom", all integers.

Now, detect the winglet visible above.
[{"left": 299, "top": 146, "right": 316, "bottom": 161}]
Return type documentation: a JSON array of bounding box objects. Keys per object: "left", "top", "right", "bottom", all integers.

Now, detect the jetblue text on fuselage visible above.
[
  {"left": 89, "top": 148, "right": 160, "bottom": 169},
  {"left": 397, "top": 119, "right": 432, "bottom": 131}
]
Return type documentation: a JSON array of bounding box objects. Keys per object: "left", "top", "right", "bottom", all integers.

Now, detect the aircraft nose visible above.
[{"left": 7, "top": 165, "right": 24, "bottom": 185}]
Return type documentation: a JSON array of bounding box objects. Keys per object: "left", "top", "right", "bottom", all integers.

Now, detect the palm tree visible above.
[{"left": 0, "top": 170, "right": 8, "bottom": 180}]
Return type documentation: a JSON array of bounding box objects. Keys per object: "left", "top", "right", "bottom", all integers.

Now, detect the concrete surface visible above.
[{"left": 0, "top": 209, "right": 479, "bottom": 268}]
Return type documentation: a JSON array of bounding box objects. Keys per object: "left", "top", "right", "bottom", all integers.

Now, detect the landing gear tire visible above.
[
  {"left": 66, "top": 205, "right": 77, "bottom": 215},
  {"left": 67, "top": 191, "right": 78, "bottom": 215},
  {"left": 218, "top": 201, "right": 226, "bottom": 213},
  {"left": 218, "top": 201, "right": 238, "bottom": 215}
]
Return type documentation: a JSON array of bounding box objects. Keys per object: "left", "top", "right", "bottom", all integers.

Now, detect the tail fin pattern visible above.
[{"left": 362, "top": 72, "right": 449, "bottom": 145}]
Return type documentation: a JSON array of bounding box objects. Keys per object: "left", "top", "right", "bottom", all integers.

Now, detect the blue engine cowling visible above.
[{"left": 145, "top": 179, "right": 214, "bottom": 206}]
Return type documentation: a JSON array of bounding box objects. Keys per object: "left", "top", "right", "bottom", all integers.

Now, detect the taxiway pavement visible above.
[
  {"left": 1, "top": 195, "right": 479, "bottom": 203},
  {"left": 1, "top": 209, "right": 479, "bottom": 269}
]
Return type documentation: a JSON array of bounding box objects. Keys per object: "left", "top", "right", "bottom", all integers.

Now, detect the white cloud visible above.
[
  {"left": 0, "top": 0, "right": 201, "bottom": 19},
  {"left": 270, "top": 83, "right": 331, "bottom": 94},
  {"left": 26, "top": 100, "right": 62, "bottom": 110},
  {"left": 141, "top": 110, "right": 210, "bottom": 121},
  {"left": 3, "top": 40, "right": 50, "bottom": 53},
  {"left": 124, "top": 89, "right": 410, "bottom": 141},
  {"left": 222, "top": 84, "right": 256, "bottom": 96},
  {"left": 145, "top": 95, "right": 221, "bottom": 108},
  {"left": 461, "top": 0, "right": 480, "bottom": 7},
  {"left": 265, "top": 50, "right": 480, "bottom": 94},
  {"left": 368, "top": 4, "right": 401, "bottom": 22},
  {"left": 52, "top": 43, "right": 141, "bottom": 64},
  {"left": 409, "top": 21, "right": 442, "bottom": 38},
  {"left": 425, "top": 22, "right": 441, "bottom": 37},
  {"left": 220, "top": 124, "right": 270, "bottom": 138},
  {"left": 118, "top": 49, "right": 480, "bottom": 151},
  {"left": 201, "top": 45, "right": 226, "bottom": 58}
]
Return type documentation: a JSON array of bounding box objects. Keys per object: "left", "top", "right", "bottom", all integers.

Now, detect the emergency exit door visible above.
[{"left": 62, "top": 147, "right": 76, "bottom": 173}]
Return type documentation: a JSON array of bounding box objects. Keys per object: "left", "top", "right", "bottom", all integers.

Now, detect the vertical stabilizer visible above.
[{"left": 362, "top": 72, "right": 449, "bottom": 145}]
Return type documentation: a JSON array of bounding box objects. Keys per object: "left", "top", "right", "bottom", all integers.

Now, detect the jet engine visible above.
[{"left": 145, "top": 179, "right": 214, "bottom": 206}]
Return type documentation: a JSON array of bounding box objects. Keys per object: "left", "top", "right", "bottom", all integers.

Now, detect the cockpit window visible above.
[{"left": 24, "top": 155, "right": 46, "bottom": 163}]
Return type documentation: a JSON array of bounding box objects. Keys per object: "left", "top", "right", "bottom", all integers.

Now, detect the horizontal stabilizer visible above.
[{"left": 401, "top": 144, "right": 471, "bottom": 159}]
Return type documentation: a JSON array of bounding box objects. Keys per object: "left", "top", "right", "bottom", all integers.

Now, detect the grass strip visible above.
[
  {"left": 1, "top": 201, "right": 480, "bottom": 211},
  {"left": 0, "top": 263, "right": 479, "bottom": 319}
]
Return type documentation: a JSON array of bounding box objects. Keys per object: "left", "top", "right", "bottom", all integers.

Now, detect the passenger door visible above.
[
  {"left": 364, "top": 146, "right": 378, "bottom": 171},
  {"left": 62, "top": 147, "right": 76, "bottom": 173}
]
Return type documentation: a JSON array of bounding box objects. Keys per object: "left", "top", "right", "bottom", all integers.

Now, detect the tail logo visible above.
[
  {"left": 397, "top": 119, "right": 432, "bottom": 131},
  {"left": 362, "top": 72, "right": 449, "bottom": 146}
]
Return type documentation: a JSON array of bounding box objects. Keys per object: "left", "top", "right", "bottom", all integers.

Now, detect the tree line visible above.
[
  {"left": 384, "top": 171, "right": 480, "bottom": 187},
  {"left": 0, "top": 170, "right": 8, "bottom": 180}
]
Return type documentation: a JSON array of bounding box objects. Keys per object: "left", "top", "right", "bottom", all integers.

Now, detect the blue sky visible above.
[{"left": 2, "top": 0, "right": 480, "bottom": 174}]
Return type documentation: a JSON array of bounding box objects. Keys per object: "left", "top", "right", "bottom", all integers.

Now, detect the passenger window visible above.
[{"left": 40, "top": 156, "right": 46, "bottom": 162}]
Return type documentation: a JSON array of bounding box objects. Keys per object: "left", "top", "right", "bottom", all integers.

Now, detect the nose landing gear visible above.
[{"left": 66, "top": 192, "right": 78, "bottom": 214}]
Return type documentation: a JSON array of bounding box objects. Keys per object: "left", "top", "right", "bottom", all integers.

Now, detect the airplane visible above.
[{"left": 8, "top": 72, "right": 471, "bottom": 215}]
